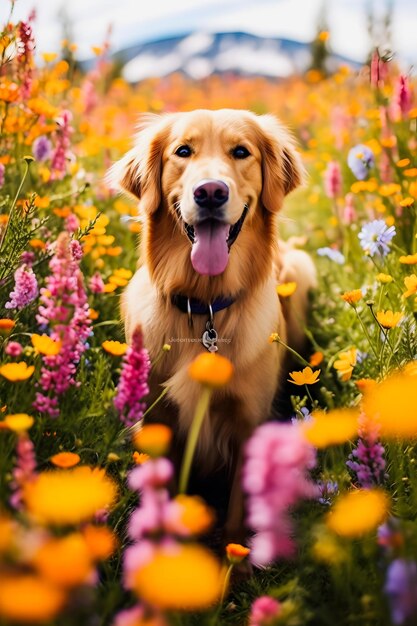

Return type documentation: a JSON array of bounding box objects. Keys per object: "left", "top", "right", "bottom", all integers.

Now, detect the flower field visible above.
[{"left": 2, "top": 9, "right": 417, "bottom": 626}]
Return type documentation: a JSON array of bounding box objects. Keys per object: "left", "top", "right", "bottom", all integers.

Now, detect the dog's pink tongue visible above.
[{"left": 191, "top": 221, "right": 230, "bottom": 276}]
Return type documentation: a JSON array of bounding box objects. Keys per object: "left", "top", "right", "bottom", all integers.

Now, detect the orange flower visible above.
[
  {"left": 309, "top": 351, "right": 324, "bottom": 367},
  {"left": 167, "top": 495, "right": 214, "bottom": 536},
  {"left": 0, "top": 362, "right": 34, "bottom": 382},
  {"left": 225, "top": 543, "right": 250, "bottom": 564},
  {"left": 31, "top": 334, "right": 62, "bottom": 356},
  {"left": 33, "top": 533, "right": 94, "bottom": 588},
  {"left": 133, "top": 424, "right": 172, "bottom": 458},
  {"left": 403, "top": 274, "right": 417, "bottom": 298},
  {"left": 399, "top": 254, "right": 417, "bottom": 264},
  {"left": 4, "top": 413, "right": 34, "bottom": 433},
  {"left": 102, "top": 340, "right": 128, "bottom": 356},
  {"left": 376, "top": 310, "right": 404, "bottom": 329},
  {"left": 188, "top": 353, "right": 234, "bottom": 387},
  {"left": 82, "top": 524, "right": 117, "bottom": 560},
  {"left": 50, "top": 452, "right": 81, "bottom": 468},
  {"left": 0, "top": 319, "right": 15, "bottom": 336},
  {"left": 276, "top": 282, "right": 297, "bottom": 297},
  {"left": 0, "top": 575, "right": 65, "bottom": 622},
  {"left": 133, "top": 451, "right": 151, "bottom": 465},
  {"left": 303, "top": 409, "right": 359, "bottom": 448},
  {"left": 341, "top": 289, "right": 362, "bottom": 305},
  {"left": 334, "top": 348, "right": 356, "bottom": 381},
  {"left": 355, "top": 378, "right": 377, "bottom": 392},
  {"left": 288, "top": 366, "right": 320, "bottom": 385}
]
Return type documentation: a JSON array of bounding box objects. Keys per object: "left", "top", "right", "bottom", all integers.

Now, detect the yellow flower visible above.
[
  {"left": 0, "top": 361, "right": 34, "bottom": 381},
  {"left": 327, "top": 489, "right": 389, "bottom": 537},
  {"left": 276, "top": 282, "right": 297, "bottom": 297},
  {"left": 355, "top": 378, "right": 377, "bottom": 393},
  {"left": 102, "top": 340, "right": 128, "bottom": 356},
  {"left": 188, "top": 353, "right": 234, "bottom": 387},
  {"left": 269, "top": 332, "right": 280, "bottom": 343},
  {"left": 32, "top": 533, "right": 94, "bottom": 588},
  {"left": 399, "top": 254, "right": 417, "bottom": 264},
  {"left": 379, "top": 183, "right": 401, "bottom": 196},
  {"left": 288, "top": 366, "right": 320, "bottom": 386},
  {"left": 0, "top": 575, "right": 65, "bottom": 623},
  {"left": 0, "top": 318, "right": 15, "bottom": 336},
  {"left": 363, "top": 371, "right": 417, "bottom": 438},
  {"left": 133, "top": 451, "right": 151, "bottom": 465},
  {"left": 341, "top": 289, "right": 362, "bottom": 305},
  {"left": 4, "top": 413, "right": 34, "bottom": 433},
  {"left": 31, "top": 334, "right": 62, "bottom": 356},
  {"left": 318, "top": 30, "right": 330, "bottom": 41},
  {"left": 376, "top": 310, "right": 404, "bottom": 329},
  {"left": 399, "top": 197, "right": 414, "bottom": 207},
  {"left": 403, "top": 274, "right": 417, "bottom": 298},
  {"left": 24, "top": 466, "right": 117, "bottom": 525},
  {"left": 334, "top": 348, "right": 356, "bottom": 381},
  {"left": 82, "top": 524, "right": 117, "bottom": 560},
  {"left": 108, "top": 275, "right": 128, "bottom": 287},
  {"left": 397, "top": 158, "right": 411, "bottom": 167},
  {"left": 133, "top": 424, "right": 172, "bottom": 458},
  {"left": 225, "top": 543, "right": 251, "bottom": 564},
  {"left": 50, "top": 452, "right": 81, "bottom": 468},
  {"left": 132, "top": 544, "right": 224, "bottom": 610},
  {"left": 302, "top": 409, "right": 359, "bottom": 448},
  {"left": 311, "top": 527, "right": 346, "bottom": 565},
  {"left": 309, "top": 351, "right": 324, "bottom": 367},
  {"left": 376, "top": 273, "right": 393, "bottom": 284},
  {"left": 42, "top": 52, "right": 58, "bottom": 63},
  {"left": 404, "top": 168, "right": 417, "bottom": 178},
  {"left": 167, "top": 495, "right": 214, "bottom": 536},
  {"left": 113, "top": 268, "right": 133, "bottom": 279}
]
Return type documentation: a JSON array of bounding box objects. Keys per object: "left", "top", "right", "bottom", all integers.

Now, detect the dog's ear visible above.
[
  {"left": 108, "top": 114, "right": 171, "bottom": 215},
  {"left": 255, "top": 114, "right": 305, "bottom": 212}
]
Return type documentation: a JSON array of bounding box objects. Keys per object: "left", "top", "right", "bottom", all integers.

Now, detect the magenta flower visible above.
[
  {"left": 392, "top": 75, "right": 412, "bottom": 119},
  {"left": 0, "top": 163, "right": 5, "bottom": 188},
  {"left": 249, "top": 596, "right": 282, "bottom": 626},
  {"left": 9, "top": 436, "right": 37, "bottom": 510},
  {"left": 243, "top": 423, "right": 317, "bottom": 566},
  {"left": 5, "top": 341, "right": 23, "bottom": 357},
  {"left": 5, "top": 264, "right": 38, "bottom": 310},
  {"left": 51, "top": 110, "right": 74, "bottom": 179},
  {"left": 114, "top": 328, "right": 150, "bottom": 428},
  {"left": 89, "top": 272, "right": 105, "bottom": 294},
  {"left": 33, "top": 233, "right": 91, "bottom": 418},
  {"left": 347, "top": 412, "right": 387, "bottom": 488},
  {"left": 324, "top": 160, "right": 342, "bottom": 198}
]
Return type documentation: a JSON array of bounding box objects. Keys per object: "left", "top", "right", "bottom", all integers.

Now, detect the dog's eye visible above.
[
  {"left": 175, "top": 145, "right": 192, "bottom": 158},
  {"left": 232, "top": 145, "right": 251, "bottom": 159}
]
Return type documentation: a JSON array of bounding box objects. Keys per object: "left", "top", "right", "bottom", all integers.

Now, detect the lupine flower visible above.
[
  {"left": 5, "top": 264, "right": 38, "bottom": 310},
  {"left": 370, "top": 50, "right": 388, "bottom": 88},
  {"left": 0, "top": 163, "right": 5, "bottom": 188},
  {"left": 249, "top": 596, "right": 282, "bottom": 626},
  {"left": 392, "top": 75, "right": 412, "bottom": 119},
  {"left": 317, "top": 247, "right": 345, "bottom": 264},
  {"left": 358, "top": 220, "right": 396, "bottom": 257},
  {"left": 9, "top": 436, "right": 37, "bottom": 510},
  {"left": 243, "top": 423, "right": 317, "bottom": 565},
  {"left": 89, "top": 272, "right": 105, "bottom": 293},
  {"left": 33, "top": 233, "right": 91, "bottom": 418},
  {"left": 17, "top": 20, "right": 35, "bottom": 98},
  {"left": 51, "top": 110, "right": 73, "bottom": 179},
  {"left": 32, "top": 135, "right": 52, "bottom": 162},
  {"left": 347, "top": 438, "right": 386, "bottom": 488},
  {"left": 317, "top": 480, "right": 339, "bottom": 505},
  {"left": 342, "top": 193, "right": 356, "bottom": 224},
  {"left": 324, "top": 160, "right": 342, "bottom": 198},
  {"left": 347, "top": 144, "right": 375, "bottom": 180},
  {"left": 114, "top": 328, "right": 150, "bottom": 427},
  {"left": 384, "top": 559, "right": 417, "bottom": 625}
]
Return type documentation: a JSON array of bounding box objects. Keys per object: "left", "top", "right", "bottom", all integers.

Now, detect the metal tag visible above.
[{"left": 202, "top": 321, "right": 218, "bottom": 352}]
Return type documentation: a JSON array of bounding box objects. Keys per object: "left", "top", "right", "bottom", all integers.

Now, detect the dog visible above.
[{"left": 111, "top": 109, "right": 316, "bottom": 543}]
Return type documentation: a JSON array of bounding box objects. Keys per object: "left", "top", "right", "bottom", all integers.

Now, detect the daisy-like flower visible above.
[
  {"left": 0, "top": 361, "right": 34, "bottom": 382},
  {"left": 403, "top": 274, "right": 417, "bottom": 298},
  {"left": 102, "top": 340, "right": 128, "bottom": 356},
  {"left": 376, "top": 310, "right": 404, "bottom": 329},
  {"left": 317, "top": 247, "right": 345, "bottom": 264},
  {"left": 341, "top": 289, "right": 363, "bottom": 305},
  {"left": 334, "top": 347, "right": 357, "bottom": 381},
  {"left": 358, "top": 219, "right": 396, "bottom": 257},
  {"left": 288, "top": 366, "right": 320, "bottom": 386},
  {"left": 347, "top": 144, "right": 375, "bottom": 180},
  {"left": 400, "top": 253, "right": 417, "bottom": 265},
  {"left": 376, "top": 273, "right": 393, "bottom": 284}
]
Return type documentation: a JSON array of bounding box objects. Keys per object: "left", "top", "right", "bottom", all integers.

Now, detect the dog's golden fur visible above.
[{"left": 111, "top": 109, "right": 316, "bottom": 540}]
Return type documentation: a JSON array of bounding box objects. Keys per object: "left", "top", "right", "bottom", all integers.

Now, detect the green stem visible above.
[
  {"left": 274, "top": 336, "right": 310, "bottom": 367},
  {"left": 352, "top": 306, "right": 379, "bottom": 361},
  {"left": 179, "top": 386, "right": 212, "bottom": 494},
  {"left": 0, "top": 157, "right": 32, "bottom": 252},
  {"left": 220, "top": 563, "right": 234, "bottom": 605},
  {"left": 305, "top": 383, "right": 314, "bottom": 405},
  {"left": 134, "top": 386, "right": 168, "bottom": 425}
]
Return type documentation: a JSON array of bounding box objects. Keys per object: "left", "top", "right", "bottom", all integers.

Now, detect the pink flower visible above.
[
  {"left": 370, "top": 50, "right": 388, "bottom": 89},
  {"left": 392, "top": 74, "right": 412, "bottom": 120},
  {"left": 243, "top": 423, "right": 317, "bottom": 566},
  {"left": 5, "top": 265, "right": 38, "bottom": 310},
  {"left": 89, "top": 272, "right": 105, "bottom": 294},
  {"left": 65, "top": 213, "right": 79, "bottom": 234},
  {"left": 51, "top": 110, "right": 74, "bottom": 179},
  {"left": 10, "top": 436, "right": 37, "bottom": 510},
  {"left": 5, "top": 341, "right": 23, "bottom": 357},
  {"left": 249, "top": 596, "right": 282, "bottom": 626},
  {"left": 342, "top": 193, "right": 357, "bottom": 225},
  {"left": 114, "top": 328, "right": 150, "bottom": 427},
  {"left": 324, "top": 160, "right": 342, "bottom": 198},
  {"left": 0, "top": 163, "right": 5, "bottom": 188}
]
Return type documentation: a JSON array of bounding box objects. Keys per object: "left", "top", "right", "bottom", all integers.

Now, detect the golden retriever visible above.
[{"left": 111, "top": 109, "right": 316, "bottom": 542}]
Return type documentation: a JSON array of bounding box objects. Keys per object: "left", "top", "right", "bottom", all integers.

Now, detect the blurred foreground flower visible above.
[
  {"left": 385, "top": 559, "right": 417, "bottom": 625},
  {"left": 327, "top": 489, "right": 389, "bottom": 537},
  {"left": 303, "top": 409, "right": 359, "bottom": 448},
  {"left": 347, "top": 144, "right": 374, "bottom": 180},
  {"left": 0, "top": 574, "right": 65, "bottom": 623},
  {"left": 249, "top": 596, "right": 282, "bottom": 626},
  {"left": 188, "top": 352, "right": 234, "bottom": 387},
  {"left": 363, "top": 371, "right": 417, "bottom": 437}
]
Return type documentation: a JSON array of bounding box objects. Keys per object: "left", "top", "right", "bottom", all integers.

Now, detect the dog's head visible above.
[{"left": 110, "top": 109, "right": 304, "bottom": 292}]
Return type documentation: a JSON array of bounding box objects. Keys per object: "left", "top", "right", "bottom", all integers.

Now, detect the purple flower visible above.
[
  {"left": 347, "top": 144, "right": 375, "bottom": 180},
  {"left": 317, "top": 247, "right": 345, "bottom": 264},
  {"left": 358, "top": 219, "right": 396, "bottom": 257},
  {"left": 5, "top": 264, "right": 38, "bottom": 310},
  {"left": 385, "top": 559, "right": 417, "bottom": 625},
  {"left": 114, "top": 328, "right": 151, "bottom": 428},
  {"left": 249, "top": 596, "right": 281, "bottom": 626},
  {"left": 243, "top": 423, "right": 317, "bottom": 566},
  {"left": 347, "top": 438, "right": 386, "bottom": 488},
  {"left": 316, "top": 480, "right": 339, "bottom": 505},
  {"left": 32, "top": 135, "right": 52, "bottom": 162}
]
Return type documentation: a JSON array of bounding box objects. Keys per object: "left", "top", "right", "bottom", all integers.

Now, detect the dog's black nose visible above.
[{"left": 193, "top": 179, "right": 229, "bottom": 209}]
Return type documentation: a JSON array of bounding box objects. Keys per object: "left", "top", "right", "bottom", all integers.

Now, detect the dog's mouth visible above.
[{"left": 177, "top": 205, "right": 248, "bottom": 276}]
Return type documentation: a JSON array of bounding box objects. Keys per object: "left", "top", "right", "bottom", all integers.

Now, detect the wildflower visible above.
[
  {"left": 399, "top": 197, "right": 414, "bottom": 207},
  {"left": 403, "top": 274, "right": 417, "bottom": 298},
  {"left": 385, "top": 559, "right": 417, "bottom": 625},
  {"left": 392, "top": 75, "right": 412, "bottom": 119},
  {"left": 341, "top": 289, "right": 362, "bottom": 305},
  {"left": 133, "top": 424, "right": 172, "bottom": 458},
  {"left": 324, "top": 160, "right": 342, "bottom": 198},
  {"left": 347, "top": 412, "right": 387, "bottom": 488},
  {"left": 165, "top": 495, "right": 214, "bottom": 537},
  {"left": 132, "top": 543, "right": 224, "bottom": 610},
  {"left": 288, "top": 366, "right": 320, "bottom": 385},
  {"left": 102, "top": 340, "right": 128, "bottom": 356},
  {"left": 113, "top": 605, "right": 167, "bottom": 626},
  {"left": 376, "top": 273, "right": 393, "bottom": 283},
  {"left": 334, "top": 347, "right": 356, "bottom": 381},
  {"left": 269, "top": 332, "right": 280, "bottom": 343},
  {"left": 327, "top": 489, "right": 389, "bottom": 537},
  {"left": 31, "top": 333, "right": 62, "bottom": 356},
  {"left": 249, "top": 596, "right": 282, "bottom": 626},
  {"left": 378, "top": 518, "right": 404, "bottom": 553},
  {"left": 0, "top": 575, "right": 65, "bottom": 623},
  {"left": 0, "top": 163, "right": 4, "bottom": 188},
  {"left": 89, "top": 272, "right": 105, "bottom": 293},
  {"left": 5, "top": 341, "right": 23, "bottom": 357},
  {"left": 0, "top": 361, "right": 34, "bottom": 381},
  {"left": 50, "top": 451, "right": 80, "bottom": 468},
  {"left": 309, "top": 351, "right": 324, "bottom": 367},
  {"left": 317, "top": 480, "right": 339, "bottom": 505},
  {"left": 33, "top": 533, "right": 94, "bottom": 588},
  {"left": 348, "top": 144, "right": 375, "bottom": 180},
  {"left": 243, "top": 423, "right": 317, "bottom": 565},
  {"left": 4, "top": 413, "right": 34, "bottom": 432},
  {"left": 226, "top": 543, "right": 250, "bottom": 564},
  {"left": 82, "top": 524, "right": 117, "bottom": 560},
  {"left": 24, "top": 466, "right": 117, "bottom": 525},
  {"left": 33, "top": 135, "right": 52, "bottom": 161},
  {"left": 370, "top": 50, "right": 388, "bottom": 89},
  {"left": 358, "top": 219, "right": 396, "bottom": 256},
  {"left": 276, "top": 281, "right": 297, "bottom": 297},
  {"left": 133, "top": 451, "right": 150, "bottom": 465},
  {"left": 0, "top": 318, "right": 15, "bottom": 335},
  {"left": 51, "top": 110, "right": 74, "bottom": 179},
  {"left": 317, "top": 247, "right": 345, "bottom": 264},
  {"left": 355, "top": 378, "right": 377, "bottom": 392},
  {"left": 399, "top": 253, "right": 417, "bottom": 264},
  {"left": 376, "top": 310, "right": 404, "bottom": 329},
  {"left": 188, "top": 352, "right": 234, "bottom": 387},
  {"left": 10, "top": 435, "right": 37, "bottom": 510},
  {"left": 342, "top": 193, "right": 357, "bottom": 224},
  {"left": 303, "top": 409, "right": 358, "bottom": 448},
  {"left": 114, "top": 328, "right": 151, "bottom": 427},
  {"left": 5, "top": 264, "right": 38, "bottom": 310}
]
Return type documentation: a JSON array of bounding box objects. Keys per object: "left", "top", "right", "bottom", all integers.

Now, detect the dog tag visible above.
[{"left": 202, "top": 322, "right": 218, "bottom": 352}]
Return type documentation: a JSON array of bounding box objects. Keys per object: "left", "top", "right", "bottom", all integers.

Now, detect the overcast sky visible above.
[{"left": 2, "top": 0, "right": 416, "bottom": 64}]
